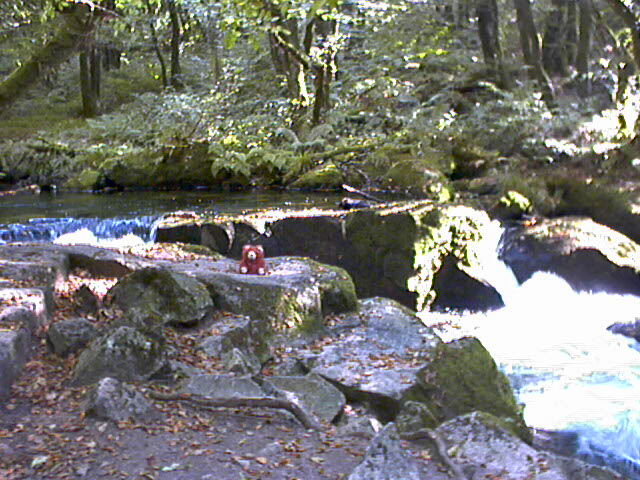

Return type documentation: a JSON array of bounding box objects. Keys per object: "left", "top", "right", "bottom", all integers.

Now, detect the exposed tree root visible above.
[{"left": 146, "top": 390, "right": 323, "bottom": 431}]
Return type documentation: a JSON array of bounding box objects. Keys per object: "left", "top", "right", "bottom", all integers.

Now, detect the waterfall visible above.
[
  {"left": 0, "top": 216, "right": 158, "bottom": 246},
  {"left": 428, "top": 224, "right": 640, "bottom": 479}
]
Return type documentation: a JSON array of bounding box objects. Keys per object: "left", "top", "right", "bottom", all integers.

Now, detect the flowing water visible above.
[
  {"left": 428, "top": 223, "right": 640, "bottom": 478},
  {"left": 0, "top": 190, "right": 345, "bottom": 245}
]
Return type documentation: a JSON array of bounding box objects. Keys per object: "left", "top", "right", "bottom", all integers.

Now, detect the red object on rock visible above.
[{"left": 239, "top": 245, "right": 266, "bottom": 275}]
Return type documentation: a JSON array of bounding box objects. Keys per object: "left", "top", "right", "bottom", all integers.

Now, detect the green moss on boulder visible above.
[{"left": 406, "top": 336, "right": 530, "bottom": 442}]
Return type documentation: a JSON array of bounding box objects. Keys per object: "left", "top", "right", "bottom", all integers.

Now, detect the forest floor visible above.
[{"left": 0, "top": 280, "right": 374, "bottom": 480}]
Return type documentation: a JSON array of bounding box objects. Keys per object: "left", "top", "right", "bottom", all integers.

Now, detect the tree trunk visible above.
[
  {"left": 145, "top": 0, "right": 168, "bottom": 87},
  {"left": 604, "top": 0, "right": 640, "bottom": 72},
  {"left": 476, "top": 0, "right": 506, "bottom": 84},
  {"left": 166, "top": 0, "right": 183, "bottom": 90},
  {"left": 565, "top": 1, "right": 578, "bottom": 67},
  {"left": 542, "top": 0, "right": 569, "bottom": 76},
  {"left": 603, "top": 0, "right": 640, "bottom": 137},
  {"left": 0, "top": 3, "right": 97, "bottom": 110},
  {"left": 80, "top": 47, "right": 99, "bottom": 118},
  {"left": 576, "top": 0, "right": 592, "bottom": 95},
  {"left": 513, "top": 0, "right": 555, "bottom": 104}
]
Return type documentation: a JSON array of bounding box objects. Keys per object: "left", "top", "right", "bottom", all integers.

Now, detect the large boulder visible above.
[
  {"left": 106, "top": 267, "right": 214, "bottom": 326},
  {"left": 435, "top": 412, "right": 623, "bottom": 480},
  {"left": 406, "top": 336, "right": 530, "bottom": 442},
  {"left": 501, "top": 216, "right": 640, "bottom": 295},
  {"left": 294, "top": 297, "right": 442, "bottom": 421},
  {"left": 100, "top": 142, "right": 214, "bottom": 189},
  {"left": 70, "top": 326, "right": 169, "bottom": 386},
  {"left": 175, "top": 256, "right": 358, "bottom": 341}
]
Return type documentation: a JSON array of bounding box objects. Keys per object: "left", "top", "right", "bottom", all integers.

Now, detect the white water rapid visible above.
[{"left": 427, "top": 221, "right": 640, "bottom": 478}]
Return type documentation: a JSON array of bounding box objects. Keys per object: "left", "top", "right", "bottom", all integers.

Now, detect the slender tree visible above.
[
  {"left": 0, "top": 2, "right": 104, "bottom": 110},
  {"left": 576, "top": 0, "right": 593, "bottom": 93},
  {"left": 166, "top": 0, "right": 183, "bottom": 89},
  {"left": 513, "top": 0, "right": 555, "bottom": 103},
  {"left": 476, "top": 0, "right": 506, "bottom": 83}
]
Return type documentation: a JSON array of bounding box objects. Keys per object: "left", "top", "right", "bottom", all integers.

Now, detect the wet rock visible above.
[
  {"left": 71, "top": 326, "right": 169, "bottom": 386},
  {"left": 0, "top": 328, "right": 30, "bottom": 401},
  {"left": 83, "top": 377, "right": 158, "bottom": 423},
  {"left": 348, "top": 423, "right": 422, "bottom": 480},
  {"left": 607, "top": 320, "right": 640, "bottom": 342},
  {"left": 46, "top": 318, "right": 99, "bottom": 357},
  {"left": 261, "top": 373, "right": 346, "bottom": 423},
  {"left": 501, "top": 216, "right": 640, "bottom": 295},
  {"left": 435, "top": 411, "right": 623, "bottom": 480},
  {"left": 107, "top": 267, "right": 214, "bottom": 326}
]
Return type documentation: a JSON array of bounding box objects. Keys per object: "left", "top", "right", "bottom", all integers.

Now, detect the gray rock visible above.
[
  {"left": 296, "top": 298, "right": 441, "bottom": 419},
  {"left": 73, "top": 284, "right": 99, "bottom": 317},
  {"left": 435, "top": 412, "right": 623, "bottom": 480},
  {"left": 180, "top": 374, "right": 266, "bottom": 398},
  {"left": 220, "top": 348, "right": 261, "bottom": 374},
  {"left": 348, "top": 423, "right": 422, "bottom": 480},
  {"left": 71, "top": 326, "right": 169, "bottom": 386},
  {"left": 46, "top": 318, "right": 99, "bottom": 357},
  {"left": 261, "top": 373, "right": 346, "bottom": 423},
  {"left": 0, "top": 306, "right": 39, "bottom": 334},
  {"left": 107, "top": 267, "right": 213, "bottom": 326},
  {"left": 83, "top": 377, "right": 158, "bottom": 423},
  {"left": 198, "top": 313, "right": 271, "bottom": 365},
  {"left": 178, "top": 256, "right": 358, "bottom": 342},
  {"left": 0, "top": 329, "right": 30, "bottom": 401},
  {"left": 0, "top": 288, "right": 53, "bottom": 328}
]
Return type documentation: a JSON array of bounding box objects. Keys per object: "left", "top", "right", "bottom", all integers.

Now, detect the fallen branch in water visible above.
[{"left": 146, "top": 390, "right": 323, "bottom": 431}]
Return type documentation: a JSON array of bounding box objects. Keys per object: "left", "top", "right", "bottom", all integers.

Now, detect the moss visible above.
[
  {"left": 408, "top": 336, "right": 531, "bottom": 443},
  {"left": 289, "top": 161, "right": 344, "bottom": 190},
  {"left": 62, "top": 168, "right": 103, "bottom": 191}
]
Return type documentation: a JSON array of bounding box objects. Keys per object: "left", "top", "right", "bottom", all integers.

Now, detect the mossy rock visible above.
[
  {"left": 383, "top": 159, "right": 451, "bottom": 200},
  {"left": 100, "top": 148, "right": 160, "bottom": 188},
  {"left": 405, "top": 336, "right": 530, "bottom": 442},
  {"left": 101, "top": 142, "right": 215, "bottom": 189},
  {"left": 289, "top": 161, "right": 344, "bottom": 190},
  {"left": 70, "top": 326, "right": 169, "bottom": 386},
  {"left": 63, "top": 168, "right": 104, "bottom": 191}
]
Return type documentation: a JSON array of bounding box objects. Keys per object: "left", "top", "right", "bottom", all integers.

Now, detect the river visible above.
[
  {"left": 0, "top": 190, "right": 345, "bottom": 245},
  {"left": 428, "top": 225, "right": 640, "bottom": 479}
]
